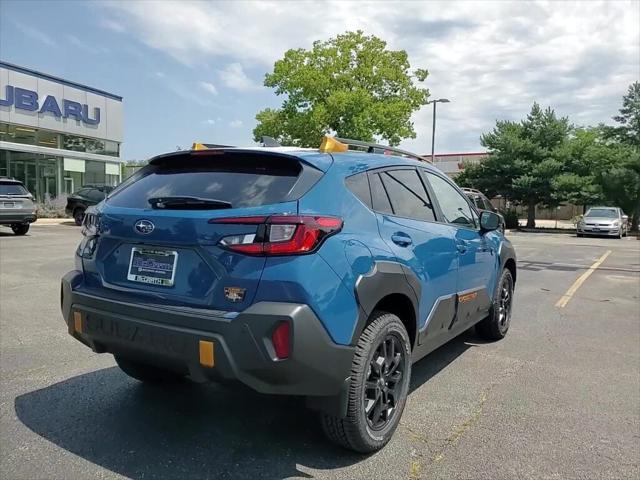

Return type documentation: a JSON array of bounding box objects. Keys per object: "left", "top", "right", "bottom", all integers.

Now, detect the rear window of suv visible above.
[
  {"left": 0, "top": 182, "right": 28, "bottom": 195},
  {"left": 108, "top": 154, "right": 302, "bottom": 209}
]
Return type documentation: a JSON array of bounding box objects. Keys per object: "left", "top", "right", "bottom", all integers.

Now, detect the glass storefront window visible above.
[
  {"left": 0, "top": 150, "right": 8, "bottom": 177},
  {"left": 0, "top": 122, "right": 120, "bottom": 158}
]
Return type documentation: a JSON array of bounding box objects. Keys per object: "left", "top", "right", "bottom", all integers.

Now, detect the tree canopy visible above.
[
  {"left": 253, "top": 31, "right": 429, "bottom": 147},
  {"left": 457, "top": 103, "right": 570, "bottom": 227},
  {"left": 457, "top": 85, "right": 640, "bottom": 230}
]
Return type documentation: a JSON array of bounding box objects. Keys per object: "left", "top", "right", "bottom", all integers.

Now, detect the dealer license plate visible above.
[{"left": 127, "top": 247, "right": 178, "bottom": 287}]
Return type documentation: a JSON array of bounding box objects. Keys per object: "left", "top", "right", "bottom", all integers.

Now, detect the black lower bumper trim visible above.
[{"left": 61, "top": 271, "right": 354, "bottom": 397}]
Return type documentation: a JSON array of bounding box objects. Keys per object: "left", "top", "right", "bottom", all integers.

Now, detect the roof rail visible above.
[{"left": 333, "top": 137, "right": 431, "bottom": 163}]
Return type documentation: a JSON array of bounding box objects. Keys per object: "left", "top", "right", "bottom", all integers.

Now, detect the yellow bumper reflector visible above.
[
  {"left": 73, "top": 311, "right": 83, "bottom": 333},
  {"left": 199, "top": 340, "right": 215, "bottom": 368},
  {"left": 192, "top": 142, "right": 208, "bottom": 151},
  {"left": 319, "top": 136, "right": 348, "bottom": 153}
]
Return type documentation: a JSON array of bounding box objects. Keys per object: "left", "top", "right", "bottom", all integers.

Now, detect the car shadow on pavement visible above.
[{"left": 14, "top": 332, "right": 476, "bottom": 479}]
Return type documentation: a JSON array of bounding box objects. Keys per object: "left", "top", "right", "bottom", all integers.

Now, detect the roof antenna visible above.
[{"left": 261, "top": 136, "right": 281, "bottom": 147}]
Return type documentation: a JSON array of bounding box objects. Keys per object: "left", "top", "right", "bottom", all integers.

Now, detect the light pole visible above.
[{"left": 427, "top": 98, "right": 450, "bottom": 163}]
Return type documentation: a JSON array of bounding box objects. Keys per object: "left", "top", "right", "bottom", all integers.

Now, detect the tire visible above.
[
  {"left": 477, "top": 268, "right": 514, "bottom": 341},
  {"left": 576, "top": 233, "right": 583, "bottom": 238},
  {"left": 115, "top": 355, "right": 184, "bottom": 383},
  {"left": 321, "top": 311, "right": 411, "bottom": 453},
  {"left": 73, "top": 208, "right": 85, "bottom": 226},
  {"left": 11, "top": 224, "right": 29, "bottom": 236}
]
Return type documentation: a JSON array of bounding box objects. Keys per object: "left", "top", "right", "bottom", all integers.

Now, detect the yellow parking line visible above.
[{"left": 555, "top": 250, "right": 612, "bottom": 308}]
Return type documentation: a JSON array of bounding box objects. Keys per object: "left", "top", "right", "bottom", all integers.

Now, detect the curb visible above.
[{"left": 34, "top": 218, "right": 75, "bottom": 226}]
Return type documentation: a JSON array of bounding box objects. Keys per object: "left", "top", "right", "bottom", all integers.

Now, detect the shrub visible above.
[
  {"left": 501, "top": 209, "right": 520, "bottom": 229},
  {"left": 36, "top": 195, "right": 69, "bottom": 218}
]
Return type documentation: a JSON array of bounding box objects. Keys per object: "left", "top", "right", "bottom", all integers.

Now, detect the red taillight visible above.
[
  {"left": 271, "top": 321, "right": 291, "bottom": 359},
  {"left": 210, "top": 215, "right": 343, "bottom": 256}
]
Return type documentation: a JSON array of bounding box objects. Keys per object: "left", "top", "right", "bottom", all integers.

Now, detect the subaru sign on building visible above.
[{"left": 0, "top": 61, "right": 123, "bottom": 201}]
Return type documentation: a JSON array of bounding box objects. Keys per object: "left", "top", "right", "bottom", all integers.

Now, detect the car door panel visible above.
[{"left": 368, "top": 168, "right": 459, "bottom": 348}]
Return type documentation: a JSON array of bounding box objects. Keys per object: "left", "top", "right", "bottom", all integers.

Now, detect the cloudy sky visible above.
[{"left": 1, "top": 0, "right": 638, "bottom": 160}]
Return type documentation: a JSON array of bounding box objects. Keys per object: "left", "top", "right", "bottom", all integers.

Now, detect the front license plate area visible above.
[{"left": 127, "top": 247, "right": 178, "bottom": 287}]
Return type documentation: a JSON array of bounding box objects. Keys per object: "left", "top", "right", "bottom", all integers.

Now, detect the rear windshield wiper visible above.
[{"left": 148, "top": 196, "right": 232, "bottom": 210}]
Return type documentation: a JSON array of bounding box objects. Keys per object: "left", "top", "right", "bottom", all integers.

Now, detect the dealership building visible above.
[{"left": 0, "top": 61, "right": 123, "bottom": 201}]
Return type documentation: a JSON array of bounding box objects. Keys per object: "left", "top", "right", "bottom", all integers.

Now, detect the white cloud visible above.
[
  {"left": 101, "top": 18, "right": 125, "bottom": 32},
  {"left": 100, "top": 0, "right": 640, "bottom": 153},
  {"left": 200, "top": 81, "right": 219, "bottom": 95},
  {"left": 217, "top": 63, "right": 259, "bottom": 91},
  {"left": 203, "top": 119, "right": 216, "bottom": 125},
  {"left": 229, "top": 120, "right": 243, "bottom": 128},
  {"left": 13, "top": 20, "right": 56, "bottom": 46},
  {"left": 67, "top": 34, "right": 108, "bottom": 54}
]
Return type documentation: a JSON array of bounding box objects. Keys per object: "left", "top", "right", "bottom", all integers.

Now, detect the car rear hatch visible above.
[
  {"left": 0, "top": 182, "right": 34, "bottom": 211},
  {"left": 84, "top": 149, "right": 326, "bottom": 311}
]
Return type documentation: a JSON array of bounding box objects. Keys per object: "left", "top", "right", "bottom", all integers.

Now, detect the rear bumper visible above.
[
  {"left": 577, "top": 227, "right": 620, "bottom": 236},
  {"left": 61, "top": 270, "right": 354, "bottom": 398},
  {"left": 0, "top": 211, "right": 37, "bottom": 225}
]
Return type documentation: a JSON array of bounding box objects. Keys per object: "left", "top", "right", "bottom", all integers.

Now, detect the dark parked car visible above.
[
  {"left": 65, "top": 185, "right": 114, "bottom": 225},
  {"left": 0, "top": 178, "right": 37, "bottom": 235}
]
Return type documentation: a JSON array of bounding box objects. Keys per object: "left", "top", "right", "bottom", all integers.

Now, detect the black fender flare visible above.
[
  {"left": 351, "top": 261, "right": 421, "bottom": 347},
  {"left": 498, "top": 240, "right": 517, "bottom": 285}
]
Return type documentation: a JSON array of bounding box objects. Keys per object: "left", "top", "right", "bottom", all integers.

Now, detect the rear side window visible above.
[
  {"left": 0, "top": 183, "right": 28, "bottom": 195},
  {"left": 108, "top": 154, "right": 301, "bottom": 209},
  {"left": 345, "top": 173, "right": 372, "bottom": 208},
  {"left": 378, "top": 169, "right": 436, "bottom": 222},
  {"left": 369, "top": 173, "right": 393, "bottom": 214}
]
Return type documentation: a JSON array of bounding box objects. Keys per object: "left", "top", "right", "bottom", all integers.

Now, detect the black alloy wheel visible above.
[{"left": 363, "top": 334, "right": 405, "bottom": 431}]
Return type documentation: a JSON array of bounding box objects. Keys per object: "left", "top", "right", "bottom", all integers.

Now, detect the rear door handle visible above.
[{"left": 391, "top": 233, "right": 413, "bottom": 247}]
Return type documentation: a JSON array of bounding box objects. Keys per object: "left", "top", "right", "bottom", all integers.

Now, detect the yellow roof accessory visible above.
[
  {"left": 319, "top": 136, "right": 348, "bottom": 153},
  {"left": 192, "top": 142, "right": 208, "bottom": 151}
]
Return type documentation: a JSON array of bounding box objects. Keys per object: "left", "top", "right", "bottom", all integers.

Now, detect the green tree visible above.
[
  {"left": 253, "top": 31, "right": 429, "bottom": 147},
  {"left": 601, "top": 149, "right": 640, "bottom": 230},
  {"left": 605, "top": 81, "right": 640, "bottom": 148},
  {"left": 458, "top": 103, "right": 570, "bottom": 227}
]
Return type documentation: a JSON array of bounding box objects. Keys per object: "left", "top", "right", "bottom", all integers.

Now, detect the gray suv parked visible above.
[{"left": 0, "top": 178, "right": 37, "bottom": 235}]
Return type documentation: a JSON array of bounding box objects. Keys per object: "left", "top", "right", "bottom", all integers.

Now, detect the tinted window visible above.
[
  {"left": 481, "top": 195, "right": 493, "bottom": 211},
  {"left": 109, "top": 156, "right": 300, "bottom": 209},
  {"left": 585, "top": 208, "right": 617, "bottom": 218},
  {"left": 345, "top": 173, "right": 372, "bottom": 208},
  {"left": 0, "top": 182, "right": 28, "bottom": 195},
  {"left": 379, "top": 169, "right": 436, "bottom": 222},
  {"left": 426, "top": 172, "right": 477, "bottom": 228},
  {"left": 369, "top": 173, "right": 393, "bottom": 214},
  {"left": 87, "top": 189, "right": 107, "bottom": 202}
]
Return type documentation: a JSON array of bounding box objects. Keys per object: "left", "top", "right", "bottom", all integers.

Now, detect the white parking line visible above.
[{"left": 555, "top": 250, "right": 612, "bottom": 308}]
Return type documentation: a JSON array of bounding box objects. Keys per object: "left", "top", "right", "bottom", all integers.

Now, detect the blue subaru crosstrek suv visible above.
[{"left": 61, "top": 137, "right": 516, "bottom": 453}]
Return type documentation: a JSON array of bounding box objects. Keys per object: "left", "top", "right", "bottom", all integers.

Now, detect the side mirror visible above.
[
  {"left": 622, "top": 214, "right": 628, "bottom": 222},
  {"left": 480, "top": 210, "right": 501, "bottom": 232}
]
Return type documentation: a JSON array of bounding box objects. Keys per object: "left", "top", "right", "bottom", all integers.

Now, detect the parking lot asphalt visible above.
[{"left": 1, "top": 224, "right": 638, "bottom": 480}]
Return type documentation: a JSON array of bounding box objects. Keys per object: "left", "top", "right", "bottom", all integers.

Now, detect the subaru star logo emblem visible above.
[{"left": 134, "top": 219, "right": 155, "bottom": 235}]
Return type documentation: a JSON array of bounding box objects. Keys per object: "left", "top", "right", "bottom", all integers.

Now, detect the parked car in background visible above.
[
  {"left": 576, "top": 206, "right": 628, "bottom": 238},
  {"left": 0, "top": 178, "right": 37, "bottom": 235},
  {"left": 462, "top": 187, "right": 505, "bottom": 231},
  {"left": 65, "top": 185, "right": 114, "bottom": 226},
  {"left": 61, "top": 136, "right": 516, "bottom": 452},
  {"left": 462, "top": 188, "right": 496, "bottom": 212}
]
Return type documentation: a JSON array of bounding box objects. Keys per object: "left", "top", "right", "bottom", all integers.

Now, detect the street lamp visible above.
[{"left": 427, "top": 98, "right": 450, "bottom": 163}]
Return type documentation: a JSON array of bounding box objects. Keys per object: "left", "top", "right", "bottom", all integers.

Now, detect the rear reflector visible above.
[
  {"left": 212, "top": 215, "right": 343, "bottom": 256},
  {"left": 271, "top": 322, "right": 291, "bottom": 359},
  {"left": 73, "top": 311, "right": 83, "bottom": 333},
  {"left": 199, "top": 340, "right": 215, "bottom": 367}
]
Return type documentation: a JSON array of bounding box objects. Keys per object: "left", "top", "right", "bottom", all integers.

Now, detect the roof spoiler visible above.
[
  {"left": 318, "top": 136, "right": 431, "bottom": 163},
  {"left": 191, "top": 136, "right": 282, "bottom": 151}
]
